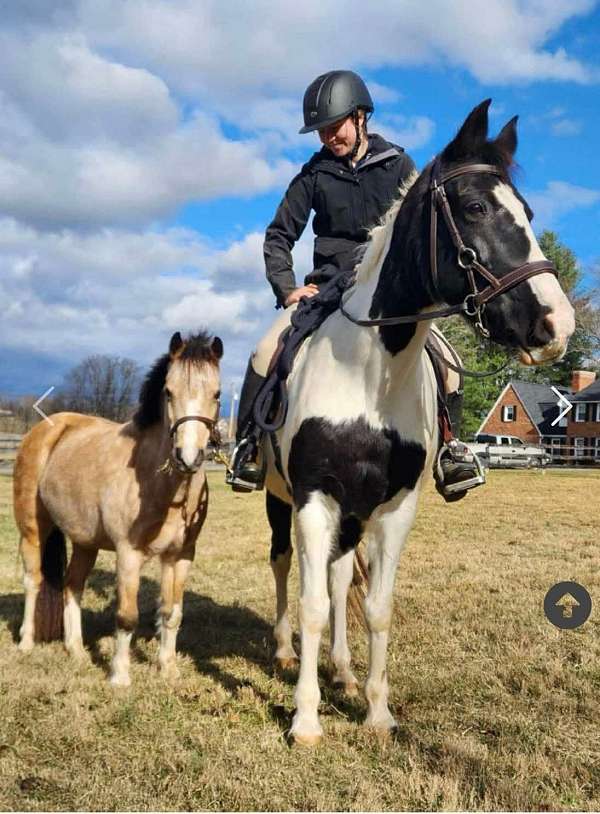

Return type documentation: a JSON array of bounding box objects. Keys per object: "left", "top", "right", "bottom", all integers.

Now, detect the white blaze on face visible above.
[{"left": 493, "top": 182, "right": 575, "bottom": 362}]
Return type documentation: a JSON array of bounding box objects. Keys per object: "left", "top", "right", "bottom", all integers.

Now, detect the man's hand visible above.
[{"left": 284, "top": 284, "right": 319, "bottom": 307}]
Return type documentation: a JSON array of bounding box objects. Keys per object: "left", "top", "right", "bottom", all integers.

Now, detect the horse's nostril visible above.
[
  {"left": 175, "top": 447, "right": 183, "bottom": 462},
  {"left": 194, "top": 450, "right": 205, "bottom": 466}
]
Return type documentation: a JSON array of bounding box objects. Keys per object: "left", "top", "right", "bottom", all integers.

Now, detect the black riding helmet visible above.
[{"left": 299, "top": 70, "right": 374, "bottom": 134}]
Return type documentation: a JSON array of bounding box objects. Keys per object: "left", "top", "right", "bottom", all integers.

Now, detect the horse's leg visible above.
[
  {"left": 266, "top": 491, "right": 297, "bottom": 669},
  {"left": 328, "top": 547, "right": 359, "bottom": 696},
  {"left": 157, "top": 545, "right": 194, "bottom": 680},
  {"left": 290, "top": 492, "right": 338, "bottom": 746},
  {"left": 363, "top": 492, "right": 420, "bottom": 735},
  {"left": 18, "top": 532, "right": 47, "bottom": 652},
  {"left": 63, "top": 544, "right": 98, "bottom": 659},
  {"left": 110, "top": 545, "right": 143, "bottom": 687}
]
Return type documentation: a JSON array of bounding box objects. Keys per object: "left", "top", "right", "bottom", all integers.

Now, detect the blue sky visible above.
[{"left": 0, "top": 0, "right": 599, "bottom": 408}]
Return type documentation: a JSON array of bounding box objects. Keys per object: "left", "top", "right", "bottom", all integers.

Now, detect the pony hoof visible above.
[
  {"left": 18, "top": 638, "right": 34, "bottom": 653},
  {"left": 290, "top": 730, "right": 323, "bottom": 747},
  {"left": 274, "top": 656, "right": 299, "bottom": 671}
]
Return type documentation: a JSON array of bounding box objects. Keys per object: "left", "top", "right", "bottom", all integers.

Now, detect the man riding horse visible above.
[{"left": 227, "top": 70, "right": 483, "bottom": 501}]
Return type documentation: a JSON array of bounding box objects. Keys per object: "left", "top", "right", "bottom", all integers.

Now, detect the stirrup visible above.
[
  {"left": 225, "top": 438, "right": 265, "bottom": 492},
  {"left": 435, "top": 442, "right": 486, "bottom": 497}
]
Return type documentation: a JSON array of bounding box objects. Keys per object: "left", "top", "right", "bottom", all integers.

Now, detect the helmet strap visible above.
[{"left": 349, "top": 108, "right": 362, "bottom": 162}]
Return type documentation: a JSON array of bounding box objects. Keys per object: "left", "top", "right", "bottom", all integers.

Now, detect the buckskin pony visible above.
[{"left": 14, "top": 330, "right": 222, "bottom": 686}]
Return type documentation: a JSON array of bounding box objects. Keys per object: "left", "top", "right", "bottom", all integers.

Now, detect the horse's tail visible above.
[
  {"left": 348, "top": 546, "right": 369, "bottom": 631},
  {"left": 34, "top": 526, "right": 66, "bottom": 642},
  {"left": 13, "top": 414, "right": 75, "bottom": 643}
]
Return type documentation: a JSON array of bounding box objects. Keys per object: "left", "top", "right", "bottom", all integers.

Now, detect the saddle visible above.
[{"left": 252, "top": 273, "right": 458, "bottom": 445}]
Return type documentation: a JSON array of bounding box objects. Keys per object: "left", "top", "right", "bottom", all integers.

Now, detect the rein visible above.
[{"left": 340, "top": 159, "right": 557, "bottom": 337}]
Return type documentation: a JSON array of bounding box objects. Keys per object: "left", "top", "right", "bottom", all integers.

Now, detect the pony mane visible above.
[{"left": 133, "top": 329, "right": 215, "bottom": 430}]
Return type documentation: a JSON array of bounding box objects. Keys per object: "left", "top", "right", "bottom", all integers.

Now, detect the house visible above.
[
  {"left": 476, "top": 371, "right": 599, "bottom": 463},
  {"left": 566, "top": 372, "right": 600, "bottom": 462}
]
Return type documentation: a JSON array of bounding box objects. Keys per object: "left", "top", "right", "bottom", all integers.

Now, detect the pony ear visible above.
[
  {"left": 442, "top": 98, "right": 491, "bottom": 162},
  {"left": 169, "top": 331, "right": 184, "bottom": 357},
  {"left": 494, "top": 115, "right": 518, "bottom": 160},
  {"left": 210, "top": 336, "right": 223, "bottom": 360}
]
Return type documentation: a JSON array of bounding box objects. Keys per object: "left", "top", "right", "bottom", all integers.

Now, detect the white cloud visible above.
[
  {"left": 377, "top": 115, "right": 436, "bottom": 150},
  {"left": 0, "top": 219, "right": 312, "bottom": 389},
  {"left": 76, "top": 0, "right": 598, "bottom": 94},
  {"left": 528, "top": 180, "right": 600, "bottom": 228}
]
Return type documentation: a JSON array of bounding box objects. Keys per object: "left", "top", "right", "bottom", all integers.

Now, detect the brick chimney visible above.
[{"left": 571, "top": 370, "right": 597, "bottom": 393}]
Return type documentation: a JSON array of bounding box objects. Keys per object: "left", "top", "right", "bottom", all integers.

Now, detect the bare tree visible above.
[{"left": 57, "top": 355, "right": 142, "bottom": 421}]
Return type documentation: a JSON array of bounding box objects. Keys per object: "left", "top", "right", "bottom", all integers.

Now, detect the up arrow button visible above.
[{"left": 550, "top": 386, "right": 573, "bottom": 427}]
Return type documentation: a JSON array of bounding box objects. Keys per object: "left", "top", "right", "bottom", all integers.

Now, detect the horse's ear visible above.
[
  {"left": 442, "top": 98, "right": 491, "bottom": 162},
  {"left": 210, "top": 336, "right": 223, "bottom": 360},
  {"left": 169, "top": 331, "right": 184, "bottom": 357},
  {"left": 494, "top": 115, "right": 518, "bottom": 160}
]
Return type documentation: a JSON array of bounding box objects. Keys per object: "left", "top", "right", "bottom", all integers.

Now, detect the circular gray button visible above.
[{"left": 544, "top": 581, "right": 592, "bottom": 630}]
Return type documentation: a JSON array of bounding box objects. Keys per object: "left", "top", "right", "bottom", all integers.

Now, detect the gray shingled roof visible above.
[
  {"left": 571, "top": 378, "right": 600, "bottom": 402},
  {"left": 511, "top": 380, "right": 572, "bottom": 436}
]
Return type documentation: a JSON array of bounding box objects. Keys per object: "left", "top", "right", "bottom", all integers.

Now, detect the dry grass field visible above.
[{"left": 0, "top": 468, "right": 599, "bottom": 811}]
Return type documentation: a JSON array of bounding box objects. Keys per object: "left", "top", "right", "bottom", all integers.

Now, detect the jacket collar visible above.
[{"left": 310, "top": 133, "right": 402, "bottom": 175}]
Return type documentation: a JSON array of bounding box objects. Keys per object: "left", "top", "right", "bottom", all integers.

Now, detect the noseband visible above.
[
  {"left": 169, "top": 414, "right": 221, "bottom": 447},
  {"left": 341, "top": 159, "right": 557, "bottom": 336}
]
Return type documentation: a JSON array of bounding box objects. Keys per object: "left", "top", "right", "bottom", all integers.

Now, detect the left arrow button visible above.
[{"left": 33, "top": 386, "right": 55, "bottom": 425}]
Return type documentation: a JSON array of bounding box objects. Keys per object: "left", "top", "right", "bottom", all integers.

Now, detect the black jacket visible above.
[{"left": 263, "top": 133, "right": 416, "bottom": 307}]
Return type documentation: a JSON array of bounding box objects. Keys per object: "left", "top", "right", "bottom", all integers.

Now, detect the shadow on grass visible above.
[{"left": 0, "top": 567, "right": 365, "bottom": 729}]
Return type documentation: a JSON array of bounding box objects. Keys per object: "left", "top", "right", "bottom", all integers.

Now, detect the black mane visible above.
[{"left": 133, "top": 329, "right": 215, "bottom": 430}]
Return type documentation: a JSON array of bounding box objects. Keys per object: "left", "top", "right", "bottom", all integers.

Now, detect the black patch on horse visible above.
[
  {"left": 266, "top": 491, "right": 292, "bottom": 560},
  {"left": 288, "top": 416, "right": 426, "bottom": 539}
]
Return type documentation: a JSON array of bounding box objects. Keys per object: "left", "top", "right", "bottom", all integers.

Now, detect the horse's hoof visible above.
[
  {"left": 66, "top": 643, "right": 89, "bottom": 662},
  {"left": 334, "top": 680, "right": 359, "bottom": 698},
  {"left": 18, "top": 638, "right": 34, "bottom": 653},
  {"left": 290, "top": 730, "right": 323, "bottom": 747},
  {"left": 159, "top": 661, "right": 180, "bottom": 681},
  {"left": 110, "top": 673, "right": 131, "bottom": 688},
  {"left": 275, "top": 656, "right": 299, "bottom": 671}
]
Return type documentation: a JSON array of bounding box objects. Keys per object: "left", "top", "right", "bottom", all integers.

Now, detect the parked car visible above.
[{"left": 466, "top": 434, "right": 551, "bottom": 469}]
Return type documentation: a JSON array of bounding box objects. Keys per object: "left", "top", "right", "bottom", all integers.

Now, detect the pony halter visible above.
[
  {"left": 169, "top": 414, "right": 221, "bottom": 447},
  {"left": 340, "top": 159, "right": 557, "bottom": 336}
]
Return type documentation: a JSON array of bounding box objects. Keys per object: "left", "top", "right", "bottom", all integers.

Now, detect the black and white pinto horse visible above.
[{"left": 263, "top": 100, "right": 575, "bottom": 745}]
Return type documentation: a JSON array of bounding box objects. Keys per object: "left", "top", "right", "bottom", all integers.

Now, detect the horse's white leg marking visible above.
[
  {"left": 271, "top": 546, "right": 298, "bottom": 666},
  {"left": 110, "top": 545, "right": 143, "bottom": 688},
  {"left": 64, "top": 544, "right": 97, "bottom": 659},
  {"left": 19, "top": 571, "right": 40, "bottom": 652},
  {"left": 328, "top": 547, "right": 358, "bottom": 695},
  {"left": 290, "top": 492, "right": 339, "bottom": 745},
  {"left": 364, "top": 489, "right": 421, "bottom": 733},
  {"left": 157, "top": 554, "right": 191, "bottom": 680}
]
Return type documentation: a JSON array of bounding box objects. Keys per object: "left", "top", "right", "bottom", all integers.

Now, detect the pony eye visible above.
[
  {"left": 215, "top": 391, "right": 221, "bottom": 401},
  {"left": 164, "top": 389, "right": 172, "bottom": 401},
  {"left": 466, "top": 200, "right": 486, "bottom": 216}
]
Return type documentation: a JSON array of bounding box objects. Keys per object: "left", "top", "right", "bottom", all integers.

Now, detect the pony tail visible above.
[{"left": 34, "top": 527, "right": 66, "bottom": 642}]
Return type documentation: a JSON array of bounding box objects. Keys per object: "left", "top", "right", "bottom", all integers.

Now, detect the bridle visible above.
[{"left": 340, "top": 158, "right": 557, "bottom": 337}]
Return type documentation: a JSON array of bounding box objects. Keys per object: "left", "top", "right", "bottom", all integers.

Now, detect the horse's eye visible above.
[
  {"left": 466, "top": 200, "right": 486, "bottom": 216},
  {"left": 215, "top": 391, "right": 221, "bottom": 401},
  {"left": 165, "top": 389, "right": 172, "bottom": 401}
]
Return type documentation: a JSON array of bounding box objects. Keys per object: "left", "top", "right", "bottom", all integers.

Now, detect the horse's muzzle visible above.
[{"left": 519, "top": 337, "right": 568, "bottom": 366}]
